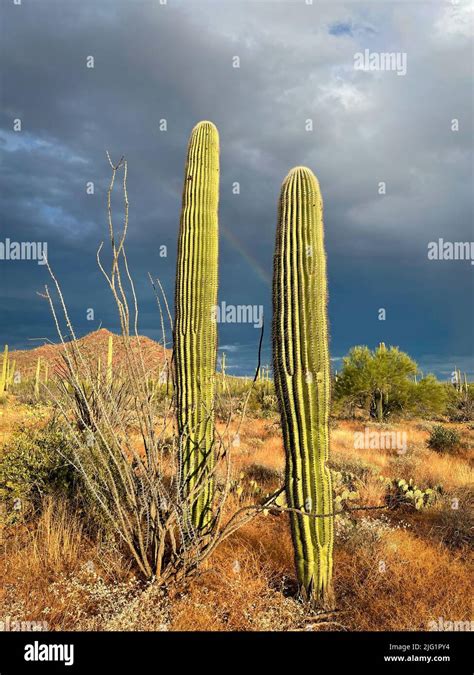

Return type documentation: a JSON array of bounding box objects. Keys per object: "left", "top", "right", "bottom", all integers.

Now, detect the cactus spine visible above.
[
  {"left": 174, "top": 121, "right": 219, "bottom": 530},
  {"left": 272, "top": 166, "right": 334, "bottom": 607}
]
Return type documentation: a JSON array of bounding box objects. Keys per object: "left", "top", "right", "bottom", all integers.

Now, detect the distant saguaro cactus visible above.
[
  {"left": 7, "top": 359, "right": 16, "bottom": 390},
  {"left": 34, "top": 357, "right": 41, "bottom": 400},
  {"left": 272, "top": 166, "right": 334, "bottom": 607},
  {"left": 174, "top": 121, "right": 219, "bottom": 530},
  {"left": 0, "top": 345, "right": 8, "bottom": 393}
]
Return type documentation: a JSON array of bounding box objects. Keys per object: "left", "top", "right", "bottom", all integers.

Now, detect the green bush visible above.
[
  {"left": 0, "top": 425, "right": 76, "bottom": 523},
  {"left": 427, "top": 425, "right": 461, "bottom": 453}
]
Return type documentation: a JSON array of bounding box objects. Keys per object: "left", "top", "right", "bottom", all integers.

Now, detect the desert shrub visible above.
[
  {"left": 230, "top": 464, "right": 285, "bottom": 501},
  {"left": 334, "top": 513, "right": 354, "bottom": 540},
  {"left": 11, "top": 376, "right": 58, "bottom": 406},
  {"left": 214, "top": 389, "right": 245, "bottom": 421},
  {"left": 427, "top": 424, "right": 461, "bottom": 453},
  {"left": 329, "top": 455, "right": 379, "bottom": 481},
  {"left": 389, "top": 453, "right": 422, "bottom": 481},
  {"left": 245, "top": 463, "right": 283, "bottom": 485},
  {"left": 218, "top": 374, "right": 252, "bottom": 397},
  {"left": 0, "top": 424, "right": 76, "bottom": 523},
  {"left": 336, "top": 515, "right": 394, "bottom": 548},
  {"left": 445, "top": 385, "right": 474, "bottom": 422},
  {"left": 230, "top": 474, "right": 263, "bottom": 501},
  {"left": 330, "top": 395, "right": 354, "bottom": 419},
  {"left": 431, "top": 490, "right": 473, "bottom": 550},
  {"left": 214, "top": 379, "right": 276, "bottom": 420},
  {"left": 244, "top": 382, "right": 278, "bottom": 418}
]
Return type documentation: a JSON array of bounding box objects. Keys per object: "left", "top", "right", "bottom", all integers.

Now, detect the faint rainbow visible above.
[{"left": 221, "top": 225, "right": 271, "bottom": 286}]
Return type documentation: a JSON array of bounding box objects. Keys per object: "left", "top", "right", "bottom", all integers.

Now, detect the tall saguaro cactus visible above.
[
  {"left": 174, "top": 121, "right": 219, "bottom": 530},
  {"left": 272, "top": 166, "right": 334, "bottom": 607}
]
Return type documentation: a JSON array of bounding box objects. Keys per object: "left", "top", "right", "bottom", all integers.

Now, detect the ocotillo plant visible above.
[
  {"left": 272, "top": 166, "right": 334, "bottom": 608},
  {"left": 174, "top": 121, "right": 219, "bottom": 530}
]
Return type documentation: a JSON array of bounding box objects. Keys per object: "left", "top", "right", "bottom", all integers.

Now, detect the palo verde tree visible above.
[{"left": 335, "top": 343, "right": 420, "bottom": 421}]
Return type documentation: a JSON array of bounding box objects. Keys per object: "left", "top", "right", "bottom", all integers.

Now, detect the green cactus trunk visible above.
[
  {"left": 174, "top": 121, "right": 219, "bottom": 530},
  {"left": 272, "top": 166, "right": 334, "bottom": 608},
  {"left": 376, "top": 390, "right": 384, "bottom": 422}
]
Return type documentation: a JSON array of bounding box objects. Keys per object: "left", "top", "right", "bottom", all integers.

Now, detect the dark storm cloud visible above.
[{"left": 0, "top": 0, "right": 472, "bottom": 376}]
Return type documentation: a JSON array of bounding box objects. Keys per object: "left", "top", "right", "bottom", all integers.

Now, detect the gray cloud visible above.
[{"left": 0, "top": 0, "right": 472, "bottom": 375}]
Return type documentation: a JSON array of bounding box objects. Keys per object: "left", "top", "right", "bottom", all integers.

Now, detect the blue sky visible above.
[{"left": 0, "top": 0, "right": 472, "bottom": 378}]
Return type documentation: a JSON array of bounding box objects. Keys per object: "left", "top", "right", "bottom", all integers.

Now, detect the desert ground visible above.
[{"left": 1, "top": 338, "right": 472, "bottom": 632}]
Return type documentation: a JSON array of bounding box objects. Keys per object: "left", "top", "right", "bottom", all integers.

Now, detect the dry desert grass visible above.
[{"left": 0, "top": 407, "right": 472, "bottom": 632}]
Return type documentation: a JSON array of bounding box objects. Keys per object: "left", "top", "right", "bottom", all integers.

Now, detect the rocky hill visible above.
[{"left": 5, "top": 328, "right": 170, "bottom": 380}]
